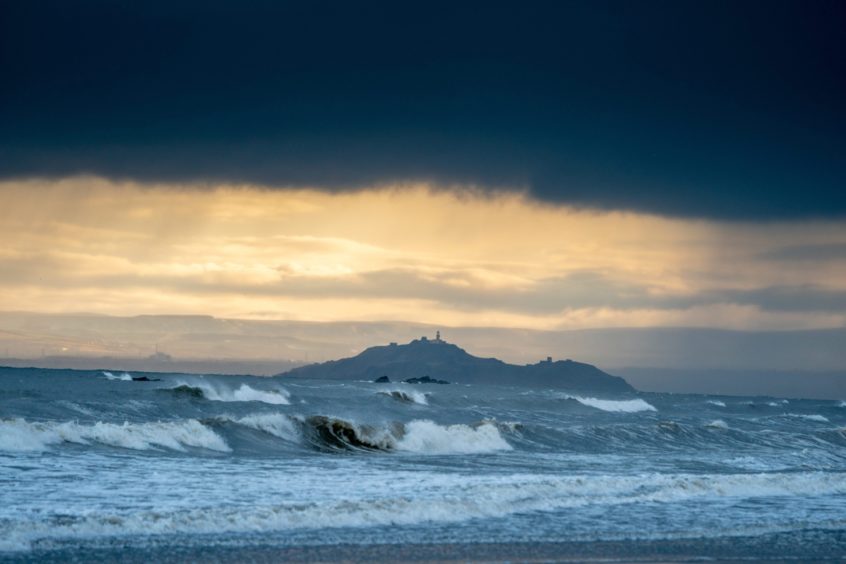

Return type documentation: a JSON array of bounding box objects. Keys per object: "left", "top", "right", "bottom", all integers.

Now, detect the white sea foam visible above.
[
  {"left": 706, "top": 400, "right": 726, "bottom": 407},
  {"left": 565, "top": 395, "right": 657, "bottom": 413},
  {"left": 705, "top": 419, "right": 729, "bottom": 430},
  {"left": 838, "top": 401, "right": 846, "bottom": 408},
  {"left": 102, "top": 371, "right": 132, "bottom": 381},
  {"left": 768, "top": 400, "right": 789, "bottom": 407},
  {"left": 0, "top": 418, "right": 230, "bottom": 453},
  {"left": 784, "top": 413, "right": 829, "bottom": 423},
  {"left": 3, "top": 470, "right": 844, "bottom": 551},
  {"left": 396, "top": 420, "right": 512, "bottom": 454},
  {"left": 174, "top": 381, "right": 290, "bottom": 405}
]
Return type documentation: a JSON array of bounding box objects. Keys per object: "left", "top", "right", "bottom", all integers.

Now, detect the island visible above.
[{"left": 276, "top": 333, "right": 634, "bottom": 393}]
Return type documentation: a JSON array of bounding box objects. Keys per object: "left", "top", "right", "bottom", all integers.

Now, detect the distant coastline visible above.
[{"left": 280, "top": 335, "right": 635, "bottom": 393}]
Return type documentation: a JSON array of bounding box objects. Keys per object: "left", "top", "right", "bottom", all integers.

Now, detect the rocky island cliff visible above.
[{"left": 277, "top": 334, "right": 634, "bottom": 393}]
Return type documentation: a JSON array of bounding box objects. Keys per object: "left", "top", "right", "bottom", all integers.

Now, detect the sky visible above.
[{"left": 1, "top": 1, "right": 845, "bottom": 333}]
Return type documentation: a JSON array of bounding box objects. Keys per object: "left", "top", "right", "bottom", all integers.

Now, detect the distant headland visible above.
[{"left": 277, "top": 333, "right": 634, "bottom": 393}]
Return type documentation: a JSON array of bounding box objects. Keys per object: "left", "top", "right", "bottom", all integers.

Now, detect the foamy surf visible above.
[
  {"left": 0, "top": 418, "right": 230, "bottom": 453},
  {"left": 707, "top": 400, "right": 726, "bottom": 407},
  {"left": 170, "top": 381, "right": 290, "bottom": 405},
  {"left": 4, "top": 366, "right": 846, "bottom": 559},
  {"left": 3, "top": 470, "right": 844, "bottom": 552},
  {"left": 102, "top": 371, "right": 132, "bottom": 381},
  {"left": 396, "top": 420, "right": 512, "bottom": 454},
  {"left": 564, "top": 395, "right": 657, "bottom": 413},
  {"left": 294, "top": 416, "right": 512, "bottom": 454}
]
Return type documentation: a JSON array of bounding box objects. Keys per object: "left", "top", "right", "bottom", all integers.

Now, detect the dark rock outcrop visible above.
[{"left": 404, "top": 375, "right": 449, "bottom": 385}]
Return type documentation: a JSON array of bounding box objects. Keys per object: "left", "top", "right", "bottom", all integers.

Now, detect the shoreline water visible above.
[{"left": 8, "top": 531, "right": 846, "bottom": 564}]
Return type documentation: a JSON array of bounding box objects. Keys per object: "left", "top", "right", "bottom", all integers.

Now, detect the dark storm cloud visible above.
[{"left": 2, "top": 0, "right": 845, "bottom": 219}]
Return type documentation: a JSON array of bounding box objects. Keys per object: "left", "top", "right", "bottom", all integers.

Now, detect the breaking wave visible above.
[
  {"left": 102, "top": 371, "right": 132, "bottom": 381},
  {"left": 377, "top": 388, "right": 429, "bottom": 405},
  {"left": 234, "top": 413, "right": 300, "bottom": 442},
  {"left": 564, "top": 395, "right": 657, "bottom": 413},
  {"left": 167, "top": 382, "right": 290, "bottom": 405},
  {"left": 396, "top": 420, "right": 512, "bottom": 454},
  {"left": 298, "top": 416, "right": 511, "bottom": 454},
  {"left": 0, "top": 418, "right": 230, "bottom": 453},
  {"left": 706, "top": 400, "right": 726, "bottom": 407}
]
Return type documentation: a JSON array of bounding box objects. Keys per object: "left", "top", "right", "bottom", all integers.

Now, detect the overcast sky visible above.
[{"left": 1, "top": 1, "right": 844, "bottom": 331}]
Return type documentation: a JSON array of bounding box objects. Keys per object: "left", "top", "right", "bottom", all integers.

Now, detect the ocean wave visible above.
[
  {"left": 564, "top": 395, "right": 657, "bottom": 413},
  {"left": 168, "top": 381, "right": 290, "bottom": 405},
  {"left": 102, "top": 371, "right": 132, "bottom": 381},
  {"left": 219, "top": 413, "right": 301, "bottom": 443},
  {"left": 396, "top": 420, "right": 513, "bottom": 454},
  {"left": 767, "top": 400, "right": 790, "bottom": 407},
  {"left": 784, "top": 413, "right": 829, "bottom": 423},
  {"left": 377, "top": 388, "right": 429, "bottom": 405},
  {"left": 0, "top": 418, "right": 230, "bottom": 453},
  {"left": 706, "top": 400, "right": 726, "bottom": 407},
  {"left": 5, "top": 471, "right": 844, "bottom": 551},
  {"left": 297, "top": 416, "right": 511, "bottom": 454},
  {"left": 301, "top": 415, "right": 402, "bottom": 451}
]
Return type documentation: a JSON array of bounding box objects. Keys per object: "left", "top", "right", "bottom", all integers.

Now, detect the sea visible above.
[{"left": 1, "top": 366, "right": 845, "bottom": 562}]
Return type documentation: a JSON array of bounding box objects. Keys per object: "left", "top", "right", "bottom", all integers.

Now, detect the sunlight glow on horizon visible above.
[{"left": 1, "top": 176, "right": 845, "bottom": 331}]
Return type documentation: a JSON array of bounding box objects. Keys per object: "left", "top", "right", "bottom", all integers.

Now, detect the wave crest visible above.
[
  {"left": 377, "top": 388, "right": 429, "bottom": 405},
  {"left": 0, "top": 418, "right": 230, "bottom": 453},
  {"left": 102, "top": 371, "right": 132, "bottom": 381},
  {"left": 297, "top": 416, "right": 512, "bottom": 454},
  {"left": 167, "top": 381, "right": 290, "bottom": 405},
  {"left": 397, "top": 420, "right": 512, "bottom": 454},
  {"left": 563, "top": 395, "right": 657, "bottom": 413}
]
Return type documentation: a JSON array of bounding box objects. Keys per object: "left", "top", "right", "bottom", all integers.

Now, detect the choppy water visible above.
[{"left": 1, "top": 366, "right": 845, "bottom": 561}]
